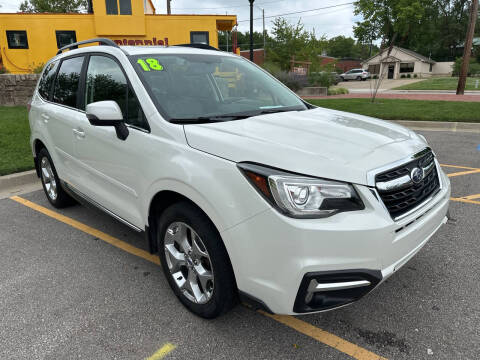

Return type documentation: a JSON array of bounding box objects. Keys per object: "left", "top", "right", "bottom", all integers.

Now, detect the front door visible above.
[
  {"left": 73, "top": 54, "right": 151, "bottom": 228},
  {"left": 388, "top": 65, "right": 395, "bottom": 79}
]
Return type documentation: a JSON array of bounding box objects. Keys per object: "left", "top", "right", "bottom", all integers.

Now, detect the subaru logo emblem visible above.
[{"left": 411, "top": 167, "right": 424, "bottom": 184}]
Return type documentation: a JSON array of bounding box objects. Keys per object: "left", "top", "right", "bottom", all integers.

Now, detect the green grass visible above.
[
  {"left": 309, "top": 98, "right": 480, "bottom": 122},
  {"left": 394, "top": 77, "right": 480, "bottom": 91},
  {"left": 0, "top": 106, "right": 34, "bottom": 176}
]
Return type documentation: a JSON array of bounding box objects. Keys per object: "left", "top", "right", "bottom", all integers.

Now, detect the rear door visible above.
[
  {"left": 72, "top": 54, "right": 151, "bottom": 228},
  {"left": 44, "top": 55, "right": 86, "bottom": 183}
]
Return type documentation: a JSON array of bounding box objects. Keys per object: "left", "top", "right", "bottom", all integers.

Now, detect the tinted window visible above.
[
  {"left": 105, "top": 0, "right": 118, "bottom": 14},
  {"left": 53, "top": 56, "right": 84, "bottom": 108},
  {"left": 119, "top": 0, "right": 132, "bottom": 14},
  {"left": 6, "top": 30, "right": 28, "bottom": 49},
  {"left": 56, "top": 31, "right": 77, "bottom": 49},
  {"left": 38, "top": 61, "right": 59, "bottom": 100},
  {"left": 85, "top": 56, "right": 149, "bottom": 130}
]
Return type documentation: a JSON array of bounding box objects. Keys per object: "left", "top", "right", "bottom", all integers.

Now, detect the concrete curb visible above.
[
  {"left": 391, "top": 120, "right": 480, "bottom": 133},
  {"left": 0, "top": 170, "right": 37, "bottom": 190}
]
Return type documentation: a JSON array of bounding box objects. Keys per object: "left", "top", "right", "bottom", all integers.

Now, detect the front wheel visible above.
[
  {"left": 356, "top": 76, "right": 362, "bottom": 81},
  {"left": 157, "top": 202, "right": 237, "bottom": 318}
]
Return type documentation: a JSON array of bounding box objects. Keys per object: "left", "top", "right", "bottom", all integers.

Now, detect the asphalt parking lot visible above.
[{"left": 1, "top": 129, "right": 479, "bottom": 360}]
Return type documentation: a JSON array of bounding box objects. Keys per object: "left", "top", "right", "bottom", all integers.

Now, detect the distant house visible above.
[{"left": 362, "top": 46, "right": 453, "bottom": 79}]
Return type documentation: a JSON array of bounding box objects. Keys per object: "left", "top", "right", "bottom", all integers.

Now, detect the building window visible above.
[
  {"left": 106, "top": 0, "right": 118, "bottom": 14},
  {"left": 429, "top": 64, "right": 433, "bottom": 72},
  {"left": 190, "top": 31, "right": 209, "bottom": 45},
  {"left": 106, "top": 0, "right": 131, "bottom": 14},
  {"left": 6, "top": 30, "right": 28, "bottom": 49},
  {"left": 119, "top": 0, "right": 132, "bottom": 14},
  {"left": 368, "top": 64, "right": 380, "bottom": 74},
  {"left": 56, "top": 31, "right": 77, "bottom": 49},
  {"left": 399, "top": 63, "right": 415, "bottom": 73}
]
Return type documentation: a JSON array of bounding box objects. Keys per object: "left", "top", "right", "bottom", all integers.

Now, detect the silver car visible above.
[{"left": 340, "top": 68, "right": 370, "bottom": 81}]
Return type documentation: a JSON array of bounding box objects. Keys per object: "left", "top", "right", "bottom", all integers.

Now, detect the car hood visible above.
[{"left": 183, "top": 107, "right": 427, "bottom": 185}]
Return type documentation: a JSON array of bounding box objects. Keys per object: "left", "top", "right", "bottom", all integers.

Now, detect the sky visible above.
[{"left": 0, "top": 0, "right": 360, "bottom": 40}]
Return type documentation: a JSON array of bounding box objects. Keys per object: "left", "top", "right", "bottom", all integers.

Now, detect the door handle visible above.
[
  {"left": 73, "top": 128, "right": 85, "bottom": 139},
  {"left": 41, "top": 113, "right": 49, "bottom": 123}
]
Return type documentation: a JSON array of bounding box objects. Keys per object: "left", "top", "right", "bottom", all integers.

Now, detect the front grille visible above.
[{"left": 375, "top": 151, "right": 440, "bottom": 219}]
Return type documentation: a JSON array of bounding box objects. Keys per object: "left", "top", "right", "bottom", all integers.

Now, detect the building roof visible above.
[{"left": 363, "top": 46, "right": 435, "bottom": 64}]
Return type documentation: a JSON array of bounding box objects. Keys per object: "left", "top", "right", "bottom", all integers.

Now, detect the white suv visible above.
[
  {"left": 340, "top": 68, "right": 370, "bottom": 81},
  {"left": 30, "top": 39, "right": 450, "bottom": 318}
]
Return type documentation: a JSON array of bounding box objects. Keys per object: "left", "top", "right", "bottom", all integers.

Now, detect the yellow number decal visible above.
[{"left": 137, "top": 58, "right": 164, "bottom": 71}]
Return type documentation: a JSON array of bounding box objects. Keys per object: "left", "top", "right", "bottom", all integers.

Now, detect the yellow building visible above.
[{"left": 0, "top": 0, "right": 236, "bottom": 73}]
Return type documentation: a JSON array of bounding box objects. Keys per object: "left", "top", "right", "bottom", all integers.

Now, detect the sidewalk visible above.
[{"left": 305, "top": 93, "right": 480, "bottom": 102}]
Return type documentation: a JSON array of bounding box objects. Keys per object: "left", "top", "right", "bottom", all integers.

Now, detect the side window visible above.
[
  {"left": 53, "top": 56, "right": 84, "bottom": 108},
  {"left": 85, "top": 56, "right": 149, "bottom": 131},
  {"left": 38, "top": 61, "right": 59, "bottom": 100}
]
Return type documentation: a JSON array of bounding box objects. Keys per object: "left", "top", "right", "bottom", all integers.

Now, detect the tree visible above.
[
  {"left": 266, "top": 18, "right": 326, "bottom": 71},
  {"left": 19, "top": 0, "right": 88, "bottom": 13},
  {"left": 218, "top": 30, "right": 267, "bottom": 52},
  {"left": 354, "top": 0, "right": 471, "bottom": 61}
]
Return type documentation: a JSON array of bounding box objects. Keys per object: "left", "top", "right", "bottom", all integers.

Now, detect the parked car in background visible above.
[{"left": 340, "top": 69, "right": 370, "bottom": 81}]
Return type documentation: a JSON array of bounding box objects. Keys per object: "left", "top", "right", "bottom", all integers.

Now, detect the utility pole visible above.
[
  {"left": 249, "top": 0, "right": 254, "bottom": 61},
  {"left": 167, "top": 0, "right": 171, "bottom": 15},
  {"left": 457, "top": 0, "right": 478, "bottom": 95},
  {"left": 262, "top": 8, "right": 266, "bottom": 60}
]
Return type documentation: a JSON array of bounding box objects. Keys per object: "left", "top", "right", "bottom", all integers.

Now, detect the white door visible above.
[{"left": 72, "top": 55, "right": 151, "bottom": 228}]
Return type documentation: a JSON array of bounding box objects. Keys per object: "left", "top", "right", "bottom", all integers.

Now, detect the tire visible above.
[
  {"left": 157, "top": 202, "right": 237, "bottom": 318},
  {"left": 356, "top": 76, "right": 362, "bottom": 81},
  {"left": 340, "top": 76, "right": 345, "bottom": 82},
  {"left": 37, "top": 148, "right": 75, "bottom": 208}
]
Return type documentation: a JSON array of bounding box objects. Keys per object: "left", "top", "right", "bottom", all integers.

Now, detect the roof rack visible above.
[
  {"left": 174, "top": 43, "right": 219, "bottom": 51},
  {"left": 56, "top": 38, "right": 120, "bottom": 55}
]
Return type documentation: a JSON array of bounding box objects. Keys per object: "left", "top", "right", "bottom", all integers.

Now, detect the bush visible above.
[
  {"left": 32, "top": 63, "right": 45, "bottom": 74},
  {"left": 401, "top": 74, "right": 406, "bottom": 78},
  {"left": 328, "top": 87, "right": 349, "bottom": 96},
  {"left": 407, "top": 74, "right": 411, "bottom": 78},
  {"left": 0, "top": 66, "right": 9, "bottom": 74},
  {"left": 414, "top": 74, "right": 418, "bottom": 78},
  {"left": 453, "top": 57, "right": 480, "bottom": 76},
  {"left": 308, "top": 71, "right": 334, "bottom": 88},
  {"left": 275, "top": 71, "right": 305, "bottom": 91},
  {"left": 373, "top": 74, "right": 378, "bottom": 79}
]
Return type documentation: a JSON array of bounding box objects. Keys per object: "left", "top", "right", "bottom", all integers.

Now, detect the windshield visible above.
[{"left": 131, "top": 53, "right": 308, "bottom": 122}]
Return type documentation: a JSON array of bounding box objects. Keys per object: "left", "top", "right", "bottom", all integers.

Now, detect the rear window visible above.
[
  {"left": 52, "top": 56, "right": 85, "bottom": 109},
  {"left": 38, "top": 61, "right": 59, "bottom": 100}
]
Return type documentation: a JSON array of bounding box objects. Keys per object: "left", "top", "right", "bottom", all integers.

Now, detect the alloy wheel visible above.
[
  {"left": 40, "top": 156, "right": 57, "bottom": 200},
  {"left": 164, "top": 222, "right": 214, "bottom": 304}
]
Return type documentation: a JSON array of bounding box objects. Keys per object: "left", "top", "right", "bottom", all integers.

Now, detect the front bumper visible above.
[{"left": 222, "top": 167, "right": 450, "bottom": 315}]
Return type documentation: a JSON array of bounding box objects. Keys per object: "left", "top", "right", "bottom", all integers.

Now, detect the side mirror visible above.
[{"left": 86, "top": 101, "right": 129, "bottom": 140}]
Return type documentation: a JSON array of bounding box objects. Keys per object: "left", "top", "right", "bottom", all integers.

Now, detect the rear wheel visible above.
[
  {"left": 157, "top": 202, "right": 237, "bottom": 318},
  {"left": 38, "top": 148, "right": 75, "bottom": 208},
  {"left": 356, "top": 76, "right": 362, "bottom": 81}
]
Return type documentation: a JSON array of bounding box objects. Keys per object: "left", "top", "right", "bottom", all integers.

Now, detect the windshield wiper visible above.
[{"left": 169, "top": 115, "right": 252, "bottom": 124}]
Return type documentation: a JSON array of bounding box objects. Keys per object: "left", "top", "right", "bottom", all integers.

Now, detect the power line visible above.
[
  {"left": 237, "top": 2, "right": 354, "bottom": 23},
  {"left": 172, "top": 0, "right": 283, "bottom": 10}
]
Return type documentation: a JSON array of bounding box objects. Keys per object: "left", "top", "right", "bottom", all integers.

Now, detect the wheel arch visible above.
[{"left": 33, "top": 138, "right": 47, "bottom": 177}]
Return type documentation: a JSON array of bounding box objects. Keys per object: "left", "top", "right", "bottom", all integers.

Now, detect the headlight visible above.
[{"left": 238, "top": 163, "right": 364, "bottom": 218}]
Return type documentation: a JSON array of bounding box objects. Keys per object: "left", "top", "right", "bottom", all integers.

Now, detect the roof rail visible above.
[
  {"left": 56, "top": 38, "right": 120, "bottom": 55},
  {"left": 174, "top": 43, "right": 219, "bottom": 51}
]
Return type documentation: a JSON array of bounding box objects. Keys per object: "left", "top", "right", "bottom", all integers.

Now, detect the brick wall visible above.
[
  {"left": 0, "top": 74, "right": 40, "bottom": 106},
  {"left": 239, "top": 49, "right": 265, "bottom": 65}
]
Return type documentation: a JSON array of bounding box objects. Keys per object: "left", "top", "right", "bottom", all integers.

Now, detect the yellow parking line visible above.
[
  {"left": 447, "top": 169, "right": 480, "bottom": 178},
  {"left": 9, "top": 196, "right": 160, "bottom": 265},
  {"left": 10, "top": 195, "right": 386, "bottom": 360},
  {"left": 463, "top": 193, "right": 480, "bottom": 200},
  {"left": 261, "top": 312, "right": 387, "bottom": 360},
  {"left": 146, "top": 343, "right": 176, "bottom": 360},
  {"left": 450, "top": 197, "right": 480, "bottom": 205},
  {"left": 440, "top": 164, "right": 480, "bottom": 170}
]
